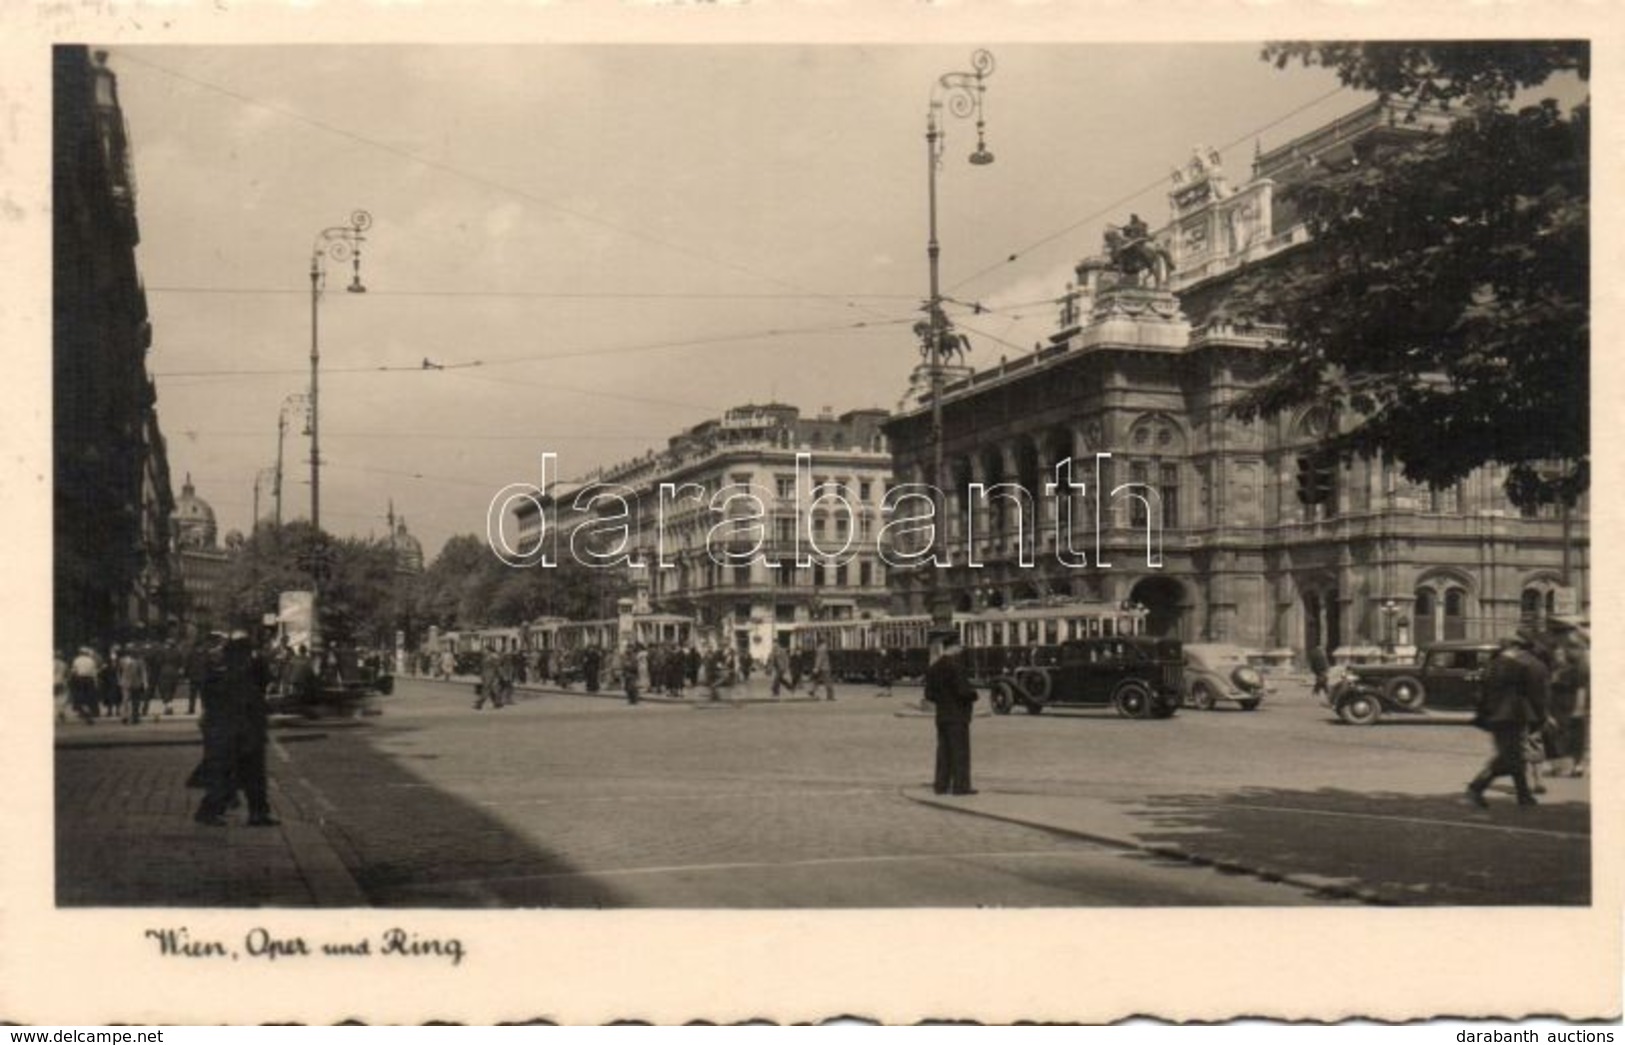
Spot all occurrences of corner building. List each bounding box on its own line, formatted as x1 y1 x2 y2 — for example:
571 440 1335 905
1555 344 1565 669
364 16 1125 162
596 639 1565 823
519 404 895 661
54 47 177 645
884 100 1588 659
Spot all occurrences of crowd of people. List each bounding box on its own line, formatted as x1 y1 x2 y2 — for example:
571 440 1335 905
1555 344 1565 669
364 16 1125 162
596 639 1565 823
55 628 283 826
57 637 199 725
450 638 853 709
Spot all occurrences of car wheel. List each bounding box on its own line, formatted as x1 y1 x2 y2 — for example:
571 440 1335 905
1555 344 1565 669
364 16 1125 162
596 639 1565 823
1383 675 1426 711
1237 699 1260 712
1016 668 1052 704
1113 681 1153 719
1337 692 1382 725
1189 681 1217 710
991 682 1014 716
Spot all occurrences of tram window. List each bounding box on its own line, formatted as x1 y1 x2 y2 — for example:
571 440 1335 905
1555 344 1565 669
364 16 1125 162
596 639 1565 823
990 623 1004 646
1103 619 1116 637
1044 620 1059 645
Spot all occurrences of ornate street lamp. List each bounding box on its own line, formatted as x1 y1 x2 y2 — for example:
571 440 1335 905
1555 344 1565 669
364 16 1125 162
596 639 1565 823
921 49 995 633
308 209 372 655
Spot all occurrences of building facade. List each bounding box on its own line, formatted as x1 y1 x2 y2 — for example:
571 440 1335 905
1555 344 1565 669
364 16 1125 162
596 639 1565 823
54 46 177 646
516 404 896 659
171 475 234 630
884 100 1587 660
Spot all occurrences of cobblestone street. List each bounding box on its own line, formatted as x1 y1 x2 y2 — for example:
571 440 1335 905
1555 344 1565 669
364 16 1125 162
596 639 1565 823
59 676 1586 908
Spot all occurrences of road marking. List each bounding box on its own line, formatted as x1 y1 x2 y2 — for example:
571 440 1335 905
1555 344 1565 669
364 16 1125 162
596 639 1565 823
389 847 1122 890
1225 803 1587 840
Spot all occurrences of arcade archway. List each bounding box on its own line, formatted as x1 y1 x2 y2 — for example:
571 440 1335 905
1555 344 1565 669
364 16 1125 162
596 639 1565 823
1129 576 1186 639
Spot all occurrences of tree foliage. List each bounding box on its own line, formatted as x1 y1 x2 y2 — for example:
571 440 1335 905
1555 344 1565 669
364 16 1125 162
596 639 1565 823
1228 41 1588 506
215 521 411 646
411 534 619 632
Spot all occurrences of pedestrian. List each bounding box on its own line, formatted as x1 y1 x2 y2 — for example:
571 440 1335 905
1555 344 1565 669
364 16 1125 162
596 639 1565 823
156 639 182 716
99 645 121 718
440 649 456 680
685 646 701 688
811 639 835 701
704 647 729 702
769 643 793 697
621 645 641 705
636 645 651 693
117 644 150 724
1562 638 1590 778
924 630 979 796
286 644 316 707
583 647 600 692
194 628 277 827
789 648 805 692
1307 644 1331 698
875 648 893 697
1468 633 1551 808
184 637 211 715
68 646 100 724
473 649 505 710
664 644 684 698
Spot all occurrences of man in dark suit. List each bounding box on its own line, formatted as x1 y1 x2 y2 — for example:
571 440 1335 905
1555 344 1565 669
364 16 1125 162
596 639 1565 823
924 630 979 796
194 628 276 827
1468 633 1551 808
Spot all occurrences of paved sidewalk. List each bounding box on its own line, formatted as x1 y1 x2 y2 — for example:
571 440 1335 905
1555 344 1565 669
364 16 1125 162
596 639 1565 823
903 774 1591 905
55 715 366 907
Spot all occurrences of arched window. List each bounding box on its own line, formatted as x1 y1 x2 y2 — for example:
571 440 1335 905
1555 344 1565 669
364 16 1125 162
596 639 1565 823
1414 589 1437 646
1443 587 1467 641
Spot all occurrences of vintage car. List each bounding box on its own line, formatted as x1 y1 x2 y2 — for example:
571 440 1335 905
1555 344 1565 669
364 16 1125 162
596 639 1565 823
1326 640 1501 725
1181 643 1267 711
989 636 1184 719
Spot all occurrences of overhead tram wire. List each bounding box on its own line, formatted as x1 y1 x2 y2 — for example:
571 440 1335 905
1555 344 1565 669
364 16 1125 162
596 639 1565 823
115 51 896 324
149 314 917 380
441 369 722 414
174 428 669 443
946 83 1352 295
145 286 921 303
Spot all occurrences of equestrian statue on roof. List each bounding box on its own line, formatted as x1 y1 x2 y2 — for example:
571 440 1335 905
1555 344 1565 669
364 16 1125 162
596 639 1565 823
1103 213 1173 290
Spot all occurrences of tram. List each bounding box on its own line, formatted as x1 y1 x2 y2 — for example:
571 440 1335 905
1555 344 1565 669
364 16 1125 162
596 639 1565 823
789 601 1149 683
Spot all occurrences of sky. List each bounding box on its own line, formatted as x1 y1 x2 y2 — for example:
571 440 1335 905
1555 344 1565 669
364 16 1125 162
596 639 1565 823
109 43 1356 560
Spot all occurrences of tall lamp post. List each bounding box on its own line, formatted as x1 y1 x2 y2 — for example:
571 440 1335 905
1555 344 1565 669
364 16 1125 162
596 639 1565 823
922 49 995 633
274 392 309 530
308 209 372 655
252 466 277 533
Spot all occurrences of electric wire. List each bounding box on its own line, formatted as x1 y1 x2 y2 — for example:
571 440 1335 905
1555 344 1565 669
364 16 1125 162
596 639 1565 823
947 83 1351 293
114 50 896 323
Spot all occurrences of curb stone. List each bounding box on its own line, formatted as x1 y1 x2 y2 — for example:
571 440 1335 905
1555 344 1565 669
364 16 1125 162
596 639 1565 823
900 787 1389 905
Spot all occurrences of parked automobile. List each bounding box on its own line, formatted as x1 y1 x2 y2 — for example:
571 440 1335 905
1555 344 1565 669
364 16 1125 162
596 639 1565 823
1326 640 1501 725
1181 643 1267 711
989 636 1183 719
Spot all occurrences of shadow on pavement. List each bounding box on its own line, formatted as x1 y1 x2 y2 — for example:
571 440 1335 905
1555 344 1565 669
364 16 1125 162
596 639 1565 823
1127 785 1590 905
280 724 631 908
